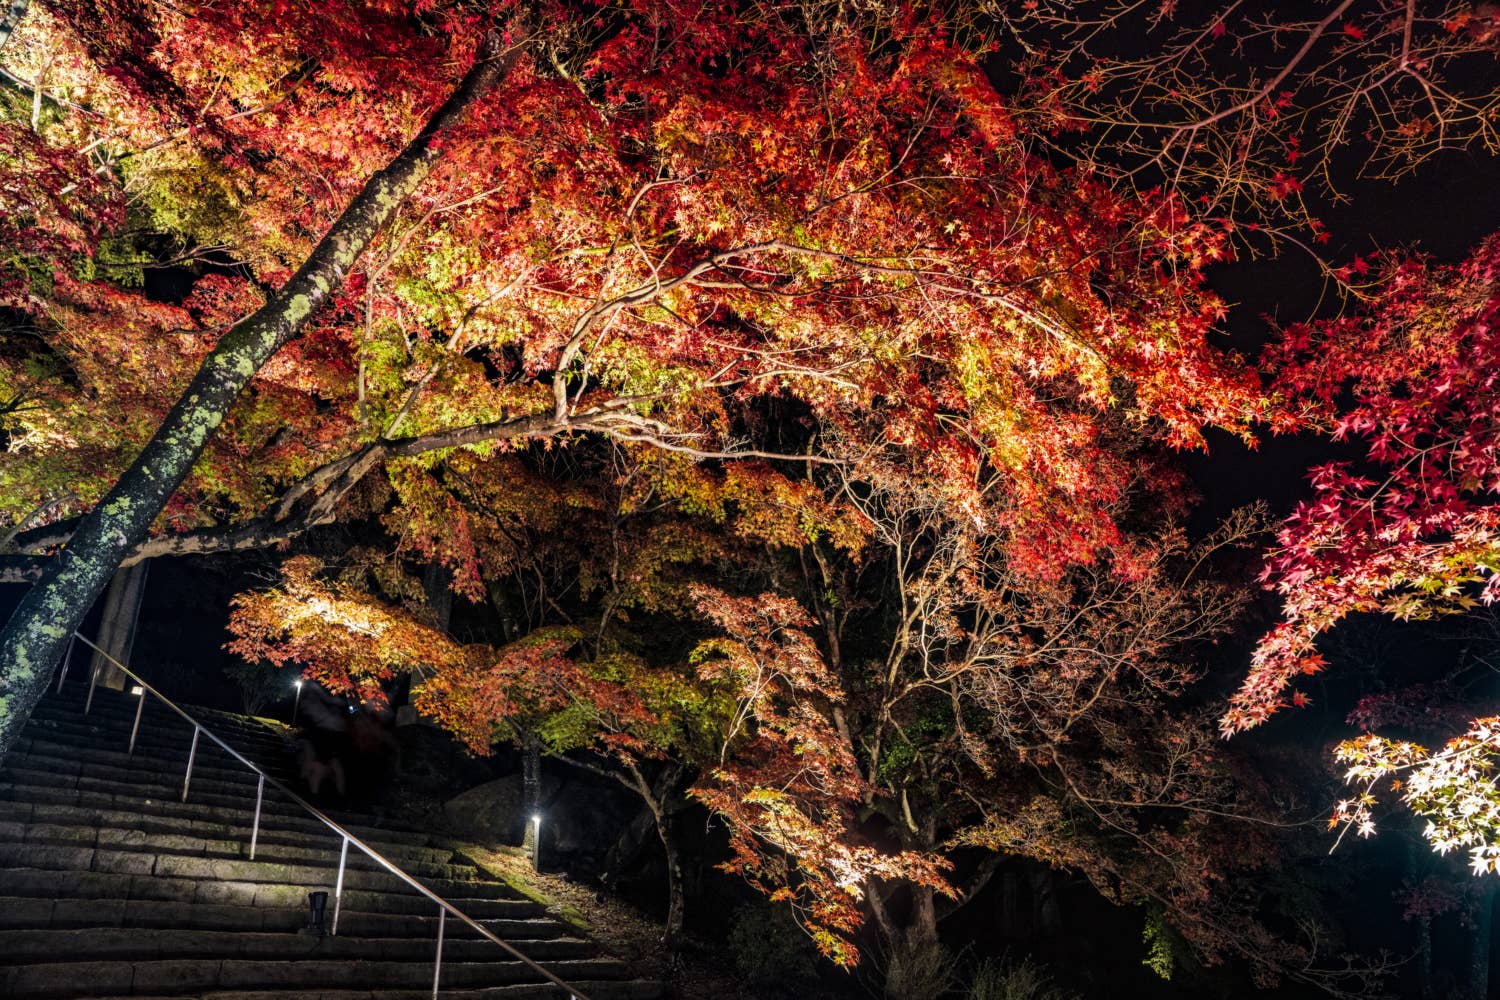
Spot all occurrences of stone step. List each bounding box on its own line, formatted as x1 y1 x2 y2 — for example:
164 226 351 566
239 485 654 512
0 786 441 857
0 772 437 849
29 699 290 756
27 690 434 840
12 734 298 791
0 762 306 824
0 817 479 882
17 720 289 785
47 679 290 727
203 984 666 1000
0 685 656 999
0 956 631 997
16 716 288 773
0 867 542 919
77 983 665 1000
12 728 293 799
0 802 457 868
0 927 601 964
4 752 310 819
0 842 517 901
0 895 569 940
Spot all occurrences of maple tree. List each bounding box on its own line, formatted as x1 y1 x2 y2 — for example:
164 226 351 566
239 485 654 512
224 460 1297 973
1228 236 1500 736
0 0 1261 756
5 0 1495 984
774 461 1344 982
1225 235 1500 930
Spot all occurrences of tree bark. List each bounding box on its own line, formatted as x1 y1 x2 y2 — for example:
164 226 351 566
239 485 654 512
1416 914 1433 1000
88 561 149 690
657 811 685 946
0 27 526 754
1471 882 1496 1000
553 753 688 946
521 729 542 857
906 883 939 954
422 563 454 634
639 778 685 946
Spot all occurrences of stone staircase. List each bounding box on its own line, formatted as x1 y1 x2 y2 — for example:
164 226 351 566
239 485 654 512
0 677 663 999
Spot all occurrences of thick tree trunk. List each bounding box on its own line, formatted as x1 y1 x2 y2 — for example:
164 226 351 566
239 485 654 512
395 563 452 724
905 883 940 953
0 28 525 754
422 563 454 634
88 561 149 690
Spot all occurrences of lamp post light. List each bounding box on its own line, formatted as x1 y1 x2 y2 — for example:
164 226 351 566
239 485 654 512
291 679 305 724
530 813 543 873
127 684 146 756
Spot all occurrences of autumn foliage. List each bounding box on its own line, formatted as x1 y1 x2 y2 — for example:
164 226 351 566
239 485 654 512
12 0 1500 985
1228 237 1500 734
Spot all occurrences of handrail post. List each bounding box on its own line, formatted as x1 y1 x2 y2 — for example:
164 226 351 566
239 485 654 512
56 634 75 694
431 905 446 999
84 658 99 715
332 836 349 936
181 725 200 802
60 628 596 1000
249 774 265 860
127 689 146 755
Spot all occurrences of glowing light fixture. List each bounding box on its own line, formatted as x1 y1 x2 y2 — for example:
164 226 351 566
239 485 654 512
129 685 144 696
291 678 306 724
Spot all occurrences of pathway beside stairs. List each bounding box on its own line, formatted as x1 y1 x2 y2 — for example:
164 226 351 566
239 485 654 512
0 675 664 999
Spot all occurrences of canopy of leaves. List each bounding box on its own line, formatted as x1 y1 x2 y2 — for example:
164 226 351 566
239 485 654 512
1227 236 1500 734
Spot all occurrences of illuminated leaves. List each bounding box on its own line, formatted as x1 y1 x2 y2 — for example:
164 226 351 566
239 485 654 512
687 586 951 965
1332 722 1500 876
0 0 1271 598
1226 238 1500 734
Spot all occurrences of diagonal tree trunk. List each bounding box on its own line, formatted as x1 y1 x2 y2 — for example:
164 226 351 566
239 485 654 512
0 26 528 754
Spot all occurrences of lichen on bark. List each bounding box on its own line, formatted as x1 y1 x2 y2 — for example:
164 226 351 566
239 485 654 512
0 27 525 754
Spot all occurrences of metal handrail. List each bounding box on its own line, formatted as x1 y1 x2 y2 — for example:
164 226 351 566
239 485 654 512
62 632 588 1000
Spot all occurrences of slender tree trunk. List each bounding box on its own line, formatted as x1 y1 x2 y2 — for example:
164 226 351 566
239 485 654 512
654 807 685 946
88 561 149 690
1417 915 1434 1000
1471 883 1496 1000
519 730 543 862
622 761 686 946
521 729 541 815
0 28 526 754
